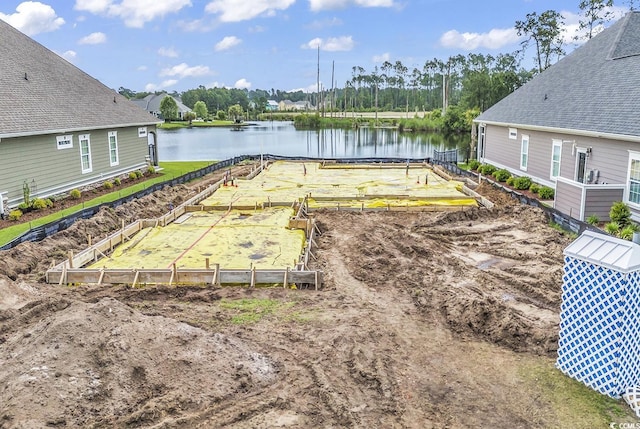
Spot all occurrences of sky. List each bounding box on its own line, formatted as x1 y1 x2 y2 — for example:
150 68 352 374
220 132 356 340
0 1 633 95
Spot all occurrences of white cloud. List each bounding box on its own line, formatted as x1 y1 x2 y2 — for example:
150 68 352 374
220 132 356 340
158 47 179 57
75 0 192 28
372 52 390 63
307 17 342 29
78 31 107 44
234 78 251 89
145 79 179 92
215 35 242 51
288 82 323 93
59 50 77 62
137 65 148 71
0 1 65 36
177 17 218 32
159 63 211 78
439 27 519 50
308 0 395 11
301 36 354 51
205 0 295 22
248 25 265 33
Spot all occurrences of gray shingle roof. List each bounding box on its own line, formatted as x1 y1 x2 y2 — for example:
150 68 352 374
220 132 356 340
475 11 640 139
0 19 160 138
131 93 191 113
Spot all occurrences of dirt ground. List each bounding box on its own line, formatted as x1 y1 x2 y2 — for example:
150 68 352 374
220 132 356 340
0 164 636 428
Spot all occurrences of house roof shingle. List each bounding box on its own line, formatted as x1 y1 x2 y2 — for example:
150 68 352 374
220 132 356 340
475 11 640 140
0 19 160 139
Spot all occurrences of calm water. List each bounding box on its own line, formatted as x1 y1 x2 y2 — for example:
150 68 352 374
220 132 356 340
157 121 471 161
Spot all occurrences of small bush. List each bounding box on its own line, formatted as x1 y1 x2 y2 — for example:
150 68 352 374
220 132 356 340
537 186 555 200
610 201 631 227
18 202 29 211
8 209 22 221
586 214 600 225
114 177 121 186
529 183 540 194
69 189 81 199
103 181 114 190
147 165 156 175
513 176 532 190
493 169 511 182
479 164 497 175
129 172 138 180
619 225 636 240
605 221 620 235
45 198 53 208
31 198 48 210
506 177 515 186
468 160 481 171
135 170 144 179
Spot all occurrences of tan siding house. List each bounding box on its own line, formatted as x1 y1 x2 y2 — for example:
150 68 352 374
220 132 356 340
474 11 640 222
0 19 161 212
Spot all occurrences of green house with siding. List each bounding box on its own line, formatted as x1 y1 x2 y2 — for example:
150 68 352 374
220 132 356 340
0 19 161 213
474 11 640 222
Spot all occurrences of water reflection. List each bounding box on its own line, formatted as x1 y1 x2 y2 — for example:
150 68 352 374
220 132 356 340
158 121 470 161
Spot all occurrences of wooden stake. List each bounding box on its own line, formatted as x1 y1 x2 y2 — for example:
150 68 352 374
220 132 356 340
214 263 220 286
283 267 289 289
97 269 105 285
132 270 140 288
250 265 256 288
205 258 210 269
88 234 92 246
67 251 74 268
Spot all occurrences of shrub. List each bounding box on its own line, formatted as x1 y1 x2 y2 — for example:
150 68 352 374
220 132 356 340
605 221 620 235
493 169 511 182
135 170 144 179
114 178 121 186
129 172 138 180
468 160 480 171
147 165 156 175
31 198 48 210
610 201 631 227
537 186 555 200
103 181 114 190
506 177 515 186
586 214 600 225
479 164 496 175
619 225 637 240
18 202 30 211
513 176 532 190
529 183 540 194
70 189 81 199
8 209 22 221
45 198 53 208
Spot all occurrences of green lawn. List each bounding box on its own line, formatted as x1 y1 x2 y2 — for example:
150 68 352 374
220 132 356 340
0 161 215 247
159 120 238 129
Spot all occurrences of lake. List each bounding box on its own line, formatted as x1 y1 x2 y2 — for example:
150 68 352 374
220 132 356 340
157 121 471 161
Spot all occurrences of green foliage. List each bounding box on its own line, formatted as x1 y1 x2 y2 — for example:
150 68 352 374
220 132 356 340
147 165 156 175
506 176 515 186
479 164 496 175
619 225 636 241
513 176 532 190
216 110 227 120
18 202 29 211
159 95 178 121
135 170 144 179
529 183 540 194
219 298 295 324
103 181 114 190
609 201 631 227
22 182 31 206
193 100 208 120
605 221 620 235
183 111 197 124
114 178 121 186
69 189 81 199
467 160 481 171
586 214 599 225
129 172 138 180
228 104 244 122
31 198 48 210
492 169 511 182
537 186 555 200
442 105 470 134
8 209 22 221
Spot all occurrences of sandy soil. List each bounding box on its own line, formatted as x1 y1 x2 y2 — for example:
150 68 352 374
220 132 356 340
0 165 635 428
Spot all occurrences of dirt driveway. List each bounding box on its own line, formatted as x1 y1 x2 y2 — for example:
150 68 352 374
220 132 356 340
0 166 636 428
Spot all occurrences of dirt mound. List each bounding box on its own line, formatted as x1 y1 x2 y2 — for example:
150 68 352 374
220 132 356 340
0 297 278 428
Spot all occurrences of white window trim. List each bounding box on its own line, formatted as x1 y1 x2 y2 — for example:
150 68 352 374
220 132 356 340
108 131 119 167
138 127 147 137
626 151 640 208
509 128 517 140
56 134 73 150
79 134 92 174
551 139 562 180
520 134 529 171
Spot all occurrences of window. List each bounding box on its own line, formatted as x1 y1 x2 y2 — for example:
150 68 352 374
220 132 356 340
56 135 73 150
551 140 562 179
138 127 147 137
628 152 640 205
576 149 587 183
509 128 517 140
520 134 529 170
478 125 486 160
79 134 92 173
108 131 119 166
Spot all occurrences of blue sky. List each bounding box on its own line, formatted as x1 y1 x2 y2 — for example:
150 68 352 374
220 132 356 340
0 1 632 94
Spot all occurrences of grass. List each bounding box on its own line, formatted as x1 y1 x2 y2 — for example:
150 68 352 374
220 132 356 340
0 161 214 247
219 298 296 324
159 120 237 129
520 362 636 427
